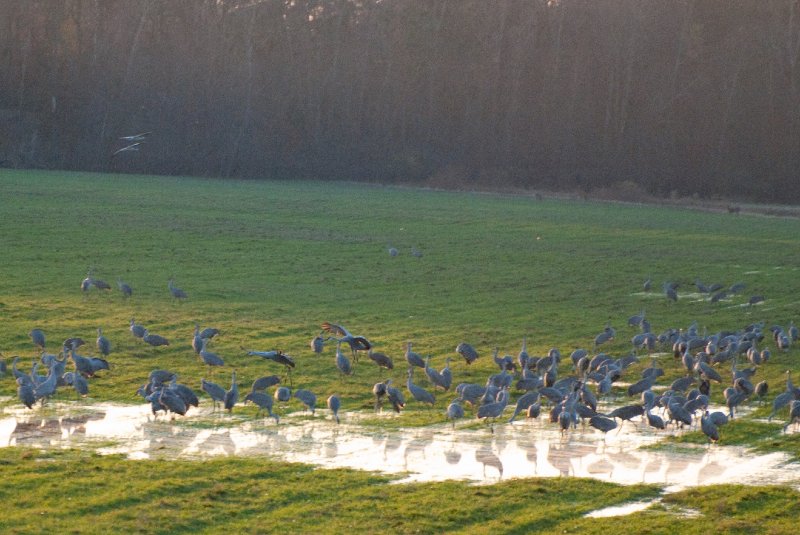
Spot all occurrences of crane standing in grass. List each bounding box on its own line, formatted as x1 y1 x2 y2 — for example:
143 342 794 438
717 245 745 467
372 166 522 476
168 278 187 300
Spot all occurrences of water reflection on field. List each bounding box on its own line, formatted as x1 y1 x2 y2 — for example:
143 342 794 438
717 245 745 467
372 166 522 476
1 402 798 490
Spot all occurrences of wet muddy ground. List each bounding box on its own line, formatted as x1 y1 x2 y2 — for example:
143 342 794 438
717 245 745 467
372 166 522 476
1 400 798 491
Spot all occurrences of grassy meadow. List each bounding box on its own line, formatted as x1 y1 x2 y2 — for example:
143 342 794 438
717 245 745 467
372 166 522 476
2 169 800 531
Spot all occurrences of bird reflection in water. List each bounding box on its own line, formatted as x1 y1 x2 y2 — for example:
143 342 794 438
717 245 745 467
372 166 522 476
475 447 503 479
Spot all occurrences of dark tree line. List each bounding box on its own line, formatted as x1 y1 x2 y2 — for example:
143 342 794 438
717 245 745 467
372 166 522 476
1 0 799 202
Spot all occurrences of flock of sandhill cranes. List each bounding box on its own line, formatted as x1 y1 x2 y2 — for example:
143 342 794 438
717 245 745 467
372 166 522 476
4 271 800 444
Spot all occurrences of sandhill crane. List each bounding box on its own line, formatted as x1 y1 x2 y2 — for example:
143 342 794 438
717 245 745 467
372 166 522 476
92 278 111 290
755 380 768 404
491 348 515 372
274 386 291 403
168 378 199 409
192 324 203 355
446 399 464 427
201 379 226 411
251 375 280 392
628 310 646 328
335 341 353 376
367 349 393 372
117 278 132 297
96 328 111 357
789 321 799 342
143 330 170 347
594 327 614 348
17 378 35 408
149 369 176 386
730 282 746 294
130 318 146 339
644 406 666 430
608 404 644 427
294 389 317 414
696 361 722 383
200 339 225 369
388 245 399 257
783 400 800 433
723 387 748 419
223 372 238 412
477 388 509 432
199 327 219 340
589 414 617 435
63 371 89 398
455 342 479 365
245 348 295 385
424 356 447 390
404 342 426 369
33 369 58 404
627 376 656 397
439 358 452 391
700 411 719 443
327 394 341 424
310 332 325 354
112 142 142 156
29 329 46 353
158 388 188 416
407 368 435 406
320 322 371 362
768 371 798 420
87 355 109 376
244 391 279 423
372 381 387 411
509 391 540 423
168 278 187 300
385 379 405 413
664 282 678 302
517 336 530 370
68 350 94 377
456 383 486 406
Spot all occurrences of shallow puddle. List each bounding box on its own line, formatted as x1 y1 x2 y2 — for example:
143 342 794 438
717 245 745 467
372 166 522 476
1 401 798 489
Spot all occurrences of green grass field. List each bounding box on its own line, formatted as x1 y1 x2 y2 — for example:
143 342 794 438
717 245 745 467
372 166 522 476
1 169 800 532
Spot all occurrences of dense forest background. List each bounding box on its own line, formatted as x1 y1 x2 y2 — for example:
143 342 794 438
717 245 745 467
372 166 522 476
1 1 799 202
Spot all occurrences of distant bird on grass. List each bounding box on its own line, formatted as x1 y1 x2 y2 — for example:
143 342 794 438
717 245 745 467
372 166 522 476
456 342 479 365
200 339 225 369
29 329 46 352
96 328 111 357
310 332 325 354
367 349 394 372
117 278 133 297
168 278 187 300
130 318 146 339
143 329 170 347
